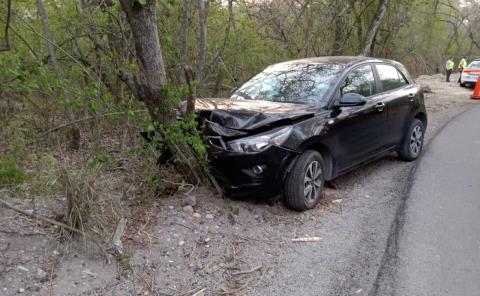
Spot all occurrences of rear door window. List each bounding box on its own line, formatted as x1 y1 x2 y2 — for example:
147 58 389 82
468 61 480 68
376 64 408 92
342 65 376 98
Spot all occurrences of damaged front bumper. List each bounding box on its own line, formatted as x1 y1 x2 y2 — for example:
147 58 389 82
207 144 299 197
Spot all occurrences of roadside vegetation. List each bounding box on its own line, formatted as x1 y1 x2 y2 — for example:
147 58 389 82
0 1 480 292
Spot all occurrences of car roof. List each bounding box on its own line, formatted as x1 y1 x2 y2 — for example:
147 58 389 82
468 60 480 68
266 56 413 83
272 56 386 67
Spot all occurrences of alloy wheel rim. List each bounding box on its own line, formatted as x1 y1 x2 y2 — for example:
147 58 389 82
409 125 423 156
304 161 322 203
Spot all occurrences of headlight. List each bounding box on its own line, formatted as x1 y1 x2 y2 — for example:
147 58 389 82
227 126 293 153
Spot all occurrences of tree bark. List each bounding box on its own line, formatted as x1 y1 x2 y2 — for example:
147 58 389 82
35 0 80 149
182 0 189 66
119 0 172 124
331 3 349 56
0 0 11 52
197 0 207 83
361 0 390 56
119 0 167 88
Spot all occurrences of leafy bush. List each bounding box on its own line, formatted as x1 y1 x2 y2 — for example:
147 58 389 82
0 156 27 188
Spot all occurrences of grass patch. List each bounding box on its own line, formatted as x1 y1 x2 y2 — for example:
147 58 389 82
0 156 27 188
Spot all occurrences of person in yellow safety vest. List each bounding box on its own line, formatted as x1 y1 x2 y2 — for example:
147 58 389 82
457 56 468 83
446 57 454 82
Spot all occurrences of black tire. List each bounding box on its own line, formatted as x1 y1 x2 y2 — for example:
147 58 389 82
398 119 425 161
460 82 466 87
283 150 324 211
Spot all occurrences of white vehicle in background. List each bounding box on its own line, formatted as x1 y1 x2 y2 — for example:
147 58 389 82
460 59 480 87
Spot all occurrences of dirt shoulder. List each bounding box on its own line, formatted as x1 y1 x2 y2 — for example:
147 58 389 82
0 73 476 296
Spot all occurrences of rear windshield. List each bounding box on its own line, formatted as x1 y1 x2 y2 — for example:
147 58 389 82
468 61 480 69
231 63 344 106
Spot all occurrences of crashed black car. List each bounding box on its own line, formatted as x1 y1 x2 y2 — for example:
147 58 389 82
196 56 427 211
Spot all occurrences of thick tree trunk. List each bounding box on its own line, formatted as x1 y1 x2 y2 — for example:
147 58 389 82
119 0 167 88
361 0 390 56
36 0 80 149
197 0 207 83
119 0 172 124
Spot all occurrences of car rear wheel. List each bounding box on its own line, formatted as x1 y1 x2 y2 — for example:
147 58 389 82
283 150 324 211
398 119 424 161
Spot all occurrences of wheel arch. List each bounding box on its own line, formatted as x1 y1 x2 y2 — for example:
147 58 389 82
297 140 335 180
414 111 428 127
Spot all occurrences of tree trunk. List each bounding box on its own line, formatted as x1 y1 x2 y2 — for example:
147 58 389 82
361 0 390 56
181 0 189 83
0 0 11 52
119 0 172 124
35 0 80 149
180 0 190 84
197 0 207 83
331 3 349 56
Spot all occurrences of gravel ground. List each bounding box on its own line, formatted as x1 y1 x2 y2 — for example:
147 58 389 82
0 73 476 296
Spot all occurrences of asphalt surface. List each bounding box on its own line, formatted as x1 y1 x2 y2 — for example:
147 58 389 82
374 104 480 295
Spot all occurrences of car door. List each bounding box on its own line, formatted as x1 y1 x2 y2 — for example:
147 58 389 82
373 64 418 147
332 64 388 172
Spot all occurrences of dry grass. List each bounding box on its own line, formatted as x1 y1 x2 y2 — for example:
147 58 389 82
59 165 123 240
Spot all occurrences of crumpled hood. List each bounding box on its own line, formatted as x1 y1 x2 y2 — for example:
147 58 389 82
195 98 319 133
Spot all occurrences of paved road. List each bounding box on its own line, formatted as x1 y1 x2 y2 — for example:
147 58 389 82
374 105 480 295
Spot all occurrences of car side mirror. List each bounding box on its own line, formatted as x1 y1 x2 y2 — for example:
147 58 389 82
338 93 367 107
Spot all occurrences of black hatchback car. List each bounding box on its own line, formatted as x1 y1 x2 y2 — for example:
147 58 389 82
196 56 427 211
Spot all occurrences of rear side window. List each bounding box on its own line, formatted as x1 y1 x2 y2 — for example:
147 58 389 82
342 65 375 97
468 61 480 68
376 64 408 92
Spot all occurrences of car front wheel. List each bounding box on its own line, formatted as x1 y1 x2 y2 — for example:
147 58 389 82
398 119 425 161
283 150 324 211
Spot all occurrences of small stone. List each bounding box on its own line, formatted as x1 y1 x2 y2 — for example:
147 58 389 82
168 206 174 210
18 288 25 293
131 233 143 244
183 205 194 214
205 214 214 220
182 195 197 207
178 240 185 246
17 266 29 272
204 237 210 243
193 213 201 219
35 268 48 282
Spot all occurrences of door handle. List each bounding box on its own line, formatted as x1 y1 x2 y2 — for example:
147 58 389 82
408 93 415 101
376 102 385 112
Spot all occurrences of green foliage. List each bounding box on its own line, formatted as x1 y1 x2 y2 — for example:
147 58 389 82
165 115 206 158
0 156 27 188
0 138 27 188
135 0 147 7
88 151 117 171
